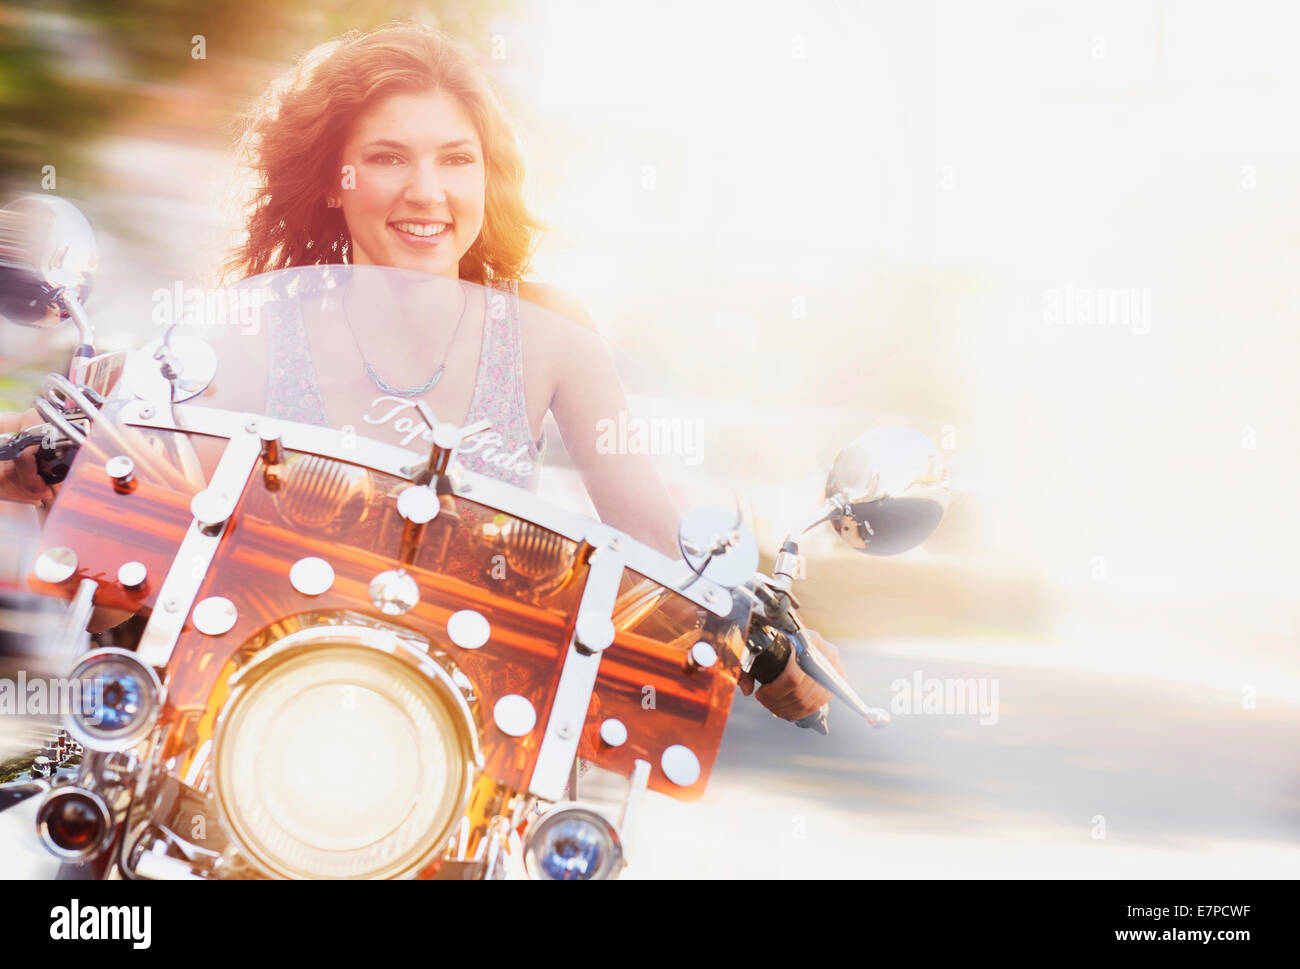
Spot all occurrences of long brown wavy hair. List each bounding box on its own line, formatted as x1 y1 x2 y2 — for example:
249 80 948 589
223 22 546 285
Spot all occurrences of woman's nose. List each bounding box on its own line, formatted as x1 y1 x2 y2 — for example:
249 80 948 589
404 160 446 207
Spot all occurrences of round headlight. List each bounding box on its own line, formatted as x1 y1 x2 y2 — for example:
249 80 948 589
65 648 162 751
212 626 479 879
524 806 624 880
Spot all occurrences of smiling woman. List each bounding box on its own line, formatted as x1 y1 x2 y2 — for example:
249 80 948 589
212 22 685 557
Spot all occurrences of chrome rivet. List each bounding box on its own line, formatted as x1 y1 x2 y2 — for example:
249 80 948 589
368 569 419 615
661 745 701 787
575 613 616 653
446 609 490 650
555 721 573 740
608 537 622 551
290 557 334 596
599 718 628 748
493 694 536 737
138 405 155 420
105 456 135 493
689 641 718 670
117 561 147 591
259 425 283 465
244 420 259 434
432 423 461 450
192 596 237 636
190 489 229 531
704 588 720 604
397 486 440 524
163 598 180 613
34 548 78 584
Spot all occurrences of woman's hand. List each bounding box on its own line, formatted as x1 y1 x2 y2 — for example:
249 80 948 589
738 630 848 722
0 409 53 506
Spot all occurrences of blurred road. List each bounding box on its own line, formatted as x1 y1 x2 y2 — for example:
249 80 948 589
615 641 1300 879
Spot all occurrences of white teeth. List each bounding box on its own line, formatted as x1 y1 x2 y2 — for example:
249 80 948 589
392 222 448 237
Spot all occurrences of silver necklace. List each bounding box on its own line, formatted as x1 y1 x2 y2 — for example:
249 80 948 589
341 281 469 398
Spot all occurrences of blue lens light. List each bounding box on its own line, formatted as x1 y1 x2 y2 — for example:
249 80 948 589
82 664 144 733
67 649 160 751
540 818 606 880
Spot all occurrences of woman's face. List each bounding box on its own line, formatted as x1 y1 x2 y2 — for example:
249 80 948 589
336 89 486 278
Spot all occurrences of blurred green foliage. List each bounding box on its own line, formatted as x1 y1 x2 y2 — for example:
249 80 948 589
0 0 510 196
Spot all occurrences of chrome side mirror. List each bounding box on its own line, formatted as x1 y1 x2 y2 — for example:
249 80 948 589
0 195 99 329
825 426 949 555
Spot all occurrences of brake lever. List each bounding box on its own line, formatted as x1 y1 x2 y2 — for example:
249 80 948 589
787 629 890 728
0 427 49 461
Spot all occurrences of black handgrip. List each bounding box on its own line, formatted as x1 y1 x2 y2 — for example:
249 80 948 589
748 625 791 685
35 444 74 485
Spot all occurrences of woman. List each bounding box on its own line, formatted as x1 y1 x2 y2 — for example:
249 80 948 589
1 22 841 723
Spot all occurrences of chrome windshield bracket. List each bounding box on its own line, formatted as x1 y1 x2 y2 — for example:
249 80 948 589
136 424 262 668
528 541 625 801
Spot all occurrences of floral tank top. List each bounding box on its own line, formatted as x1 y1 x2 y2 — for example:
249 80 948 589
262 276 546 492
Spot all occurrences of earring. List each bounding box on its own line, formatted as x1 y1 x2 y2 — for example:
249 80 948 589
326 196 340 208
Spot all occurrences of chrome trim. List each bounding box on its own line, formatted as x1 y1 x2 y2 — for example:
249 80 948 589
36 787 113 861
522 804 625 881
65 646 164 752
529 543 625 801
34 547 77 584
688 641 718 670
0 780 48 815
118 401 417 479
397 485 439 524
59 578 97 663
105 455 135 492
118 403 731 618
33 396 87 447
134 849 204 881
492 694 537 737
599 718 628 748
660 745 701 787
446 609 490 650
135 425 261 668
192 596 238 636
618 758 652 850
369 569 419 615
259 425 283 465
289 557 335 597
117 561 147 591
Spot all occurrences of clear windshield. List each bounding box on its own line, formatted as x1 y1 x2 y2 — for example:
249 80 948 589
32 264 750 807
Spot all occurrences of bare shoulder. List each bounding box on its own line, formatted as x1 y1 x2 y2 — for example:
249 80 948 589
516 280 597 331
514 280 608 390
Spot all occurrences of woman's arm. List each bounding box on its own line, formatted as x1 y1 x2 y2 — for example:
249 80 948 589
547 323 682 558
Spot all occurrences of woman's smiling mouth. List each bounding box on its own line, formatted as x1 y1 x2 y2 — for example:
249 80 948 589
390 220 450 246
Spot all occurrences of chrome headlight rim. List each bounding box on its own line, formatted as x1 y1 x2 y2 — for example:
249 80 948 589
523 803 626 881
63 646 163 753
212 623 482 880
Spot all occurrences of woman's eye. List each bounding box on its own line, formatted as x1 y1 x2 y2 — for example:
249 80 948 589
447 154 475 165
369 153 404 165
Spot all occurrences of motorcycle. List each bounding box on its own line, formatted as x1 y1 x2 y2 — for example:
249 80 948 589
0 194 949 880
